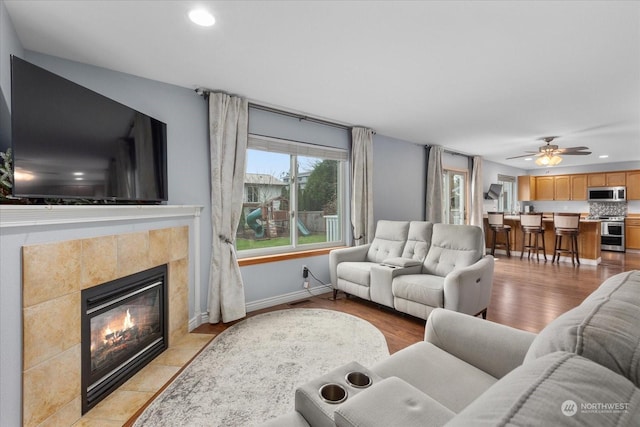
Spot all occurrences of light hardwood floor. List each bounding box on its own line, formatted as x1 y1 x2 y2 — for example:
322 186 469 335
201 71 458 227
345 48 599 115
194 250 640 354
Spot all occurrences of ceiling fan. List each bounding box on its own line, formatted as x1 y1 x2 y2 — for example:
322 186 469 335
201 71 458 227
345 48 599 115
506 136 592 166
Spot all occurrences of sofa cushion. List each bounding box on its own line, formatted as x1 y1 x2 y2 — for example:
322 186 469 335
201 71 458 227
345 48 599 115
400 221 433 262
334 377 455 427
366 220 410 263
447 351 640 427
372 341 497 413
524 270 640 387
336 262 376 287
422 224 483 277
392 274 444 308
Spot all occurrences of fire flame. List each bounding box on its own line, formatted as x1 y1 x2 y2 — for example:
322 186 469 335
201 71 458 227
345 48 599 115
99 309 136 345
123 309 134 330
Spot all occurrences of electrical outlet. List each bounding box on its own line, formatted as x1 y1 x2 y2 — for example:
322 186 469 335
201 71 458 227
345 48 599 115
302 265 309 278
303 281 310 289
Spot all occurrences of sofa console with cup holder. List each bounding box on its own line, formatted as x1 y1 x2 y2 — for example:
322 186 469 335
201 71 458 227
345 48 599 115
260 270 640 426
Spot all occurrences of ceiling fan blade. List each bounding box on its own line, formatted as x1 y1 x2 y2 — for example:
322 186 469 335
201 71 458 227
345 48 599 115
506 153 542 160
563 151 592 156
556 146 590 152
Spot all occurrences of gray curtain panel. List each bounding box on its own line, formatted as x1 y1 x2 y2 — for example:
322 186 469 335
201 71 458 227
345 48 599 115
470 155 484 227
351 127 375 245
207 92 248 324
426 145 444 223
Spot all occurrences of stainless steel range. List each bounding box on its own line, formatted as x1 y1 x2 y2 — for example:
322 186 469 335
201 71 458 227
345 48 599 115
599 216 625 252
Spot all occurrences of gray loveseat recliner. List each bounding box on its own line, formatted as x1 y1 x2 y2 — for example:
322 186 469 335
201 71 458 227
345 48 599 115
262 270 640 426
330 220 495 319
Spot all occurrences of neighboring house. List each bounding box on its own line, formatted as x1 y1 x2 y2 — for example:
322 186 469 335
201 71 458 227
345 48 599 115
244 173 287 204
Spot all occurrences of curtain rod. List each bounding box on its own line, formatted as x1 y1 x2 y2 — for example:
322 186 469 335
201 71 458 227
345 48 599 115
194 88 374 133
425 145 472 158
248 103 355 132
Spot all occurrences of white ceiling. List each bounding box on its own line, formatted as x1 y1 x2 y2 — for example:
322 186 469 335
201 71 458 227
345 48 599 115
5 0 640 169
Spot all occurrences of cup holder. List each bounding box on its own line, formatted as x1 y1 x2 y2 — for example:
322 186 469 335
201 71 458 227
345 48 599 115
345 371 372 388
319 383 348 404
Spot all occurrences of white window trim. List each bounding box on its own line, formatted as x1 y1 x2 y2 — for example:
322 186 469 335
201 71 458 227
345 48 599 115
238 135 348 258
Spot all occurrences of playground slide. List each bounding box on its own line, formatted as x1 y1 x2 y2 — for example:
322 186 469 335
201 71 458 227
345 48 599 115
246 207 310 237
297 218 311 236
246 208 264 238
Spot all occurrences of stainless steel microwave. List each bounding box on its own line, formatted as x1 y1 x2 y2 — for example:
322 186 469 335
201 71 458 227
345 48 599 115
587 186 626 202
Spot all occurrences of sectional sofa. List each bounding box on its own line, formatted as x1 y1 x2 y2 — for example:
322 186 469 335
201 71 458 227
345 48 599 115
262 270 640 426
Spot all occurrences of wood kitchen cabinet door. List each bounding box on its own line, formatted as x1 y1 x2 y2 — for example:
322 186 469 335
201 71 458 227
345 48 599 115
588 173 606 187
554 176 571 200
606 172 626 186
535 176 555 200
517 176 536 201
626 170 640 200
570 174 587 200
626 219 640 250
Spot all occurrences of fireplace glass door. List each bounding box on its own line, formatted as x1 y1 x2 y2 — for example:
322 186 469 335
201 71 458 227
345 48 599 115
81 265 168 413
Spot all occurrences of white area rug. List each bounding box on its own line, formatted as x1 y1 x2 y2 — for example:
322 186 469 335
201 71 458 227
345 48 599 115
133 308 389 427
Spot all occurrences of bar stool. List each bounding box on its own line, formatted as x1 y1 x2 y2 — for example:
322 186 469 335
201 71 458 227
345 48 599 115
487 212 511 257
552 213 581 265
520 212 547 261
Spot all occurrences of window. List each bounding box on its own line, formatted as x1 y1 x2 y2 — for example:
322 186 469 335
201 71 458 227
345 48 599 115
238 135 347 256
442 169 468 224
247 185 259 203
497 174 516 213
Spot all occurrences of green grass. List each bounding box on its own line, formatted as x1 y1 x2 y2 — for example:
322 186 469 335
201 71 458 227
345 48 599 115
236 234 327 251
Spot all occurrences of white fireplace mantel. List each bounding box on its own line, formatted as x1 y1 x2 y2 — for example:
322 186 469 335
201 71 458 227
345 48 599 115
1 204 205 333
0 204 203 228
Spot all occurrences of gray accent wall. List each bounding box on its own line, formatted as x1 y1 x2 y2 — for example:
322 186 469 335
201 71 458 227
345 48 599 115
373 134 425 222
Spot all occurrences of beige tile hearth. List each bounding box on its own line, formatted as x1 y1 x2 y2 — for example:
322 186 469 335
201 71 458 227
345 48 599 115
76 332 215 426
81 390 156 424
119 364 181 393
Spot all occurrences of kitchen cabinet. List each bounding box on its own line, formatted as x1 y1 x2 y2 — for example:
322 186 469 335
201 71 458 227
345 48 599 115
626 170 640 200
525 169 636 201
606 172 626 186
535 176 555 200
588 173 605 187
570 174 587 200
554 175 571 200
517 176 536 201
626 218 640 250
588 172 626 187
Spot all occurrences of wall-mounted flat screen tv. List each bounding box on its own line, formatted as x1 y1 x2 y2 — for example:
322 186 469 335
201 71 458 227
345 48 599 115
10 56 168 203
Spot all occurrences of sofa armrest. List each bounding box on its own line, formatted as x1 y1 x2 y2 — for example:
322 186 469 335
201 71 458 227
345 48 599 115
425 308 536 379
443 255 494 316
329 244 371 287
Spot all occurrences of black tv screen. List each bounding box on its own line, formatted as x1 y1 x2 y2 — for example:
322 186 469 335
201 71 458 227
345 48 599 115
10 56 168 203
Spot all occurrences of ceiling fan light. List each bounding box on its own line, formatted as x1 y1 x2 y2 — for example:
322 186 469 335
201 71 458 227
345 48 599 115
535 155 550 166
535 154 563 166
549 155 563 166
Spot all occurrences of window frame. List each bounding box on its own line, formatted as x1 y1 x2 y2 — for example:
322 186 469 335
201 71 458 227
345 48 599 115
238 135 348 258
442 167 469 225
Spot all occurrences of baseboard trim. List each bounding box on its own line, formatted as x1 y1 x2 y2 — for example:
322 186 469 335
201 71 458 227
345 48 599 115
245 285 333 312
189 285 333 329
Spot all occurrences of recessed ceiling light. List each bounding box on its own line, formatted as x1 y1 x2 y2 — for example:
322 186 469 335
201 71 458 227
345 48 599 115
73 172 84 176
599 155 609 159
189 9 215 27
524 157 533 161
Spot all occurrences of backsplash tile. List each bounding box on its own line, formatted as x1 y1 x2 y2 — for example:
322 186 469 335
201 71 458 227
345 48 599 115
589 202 627 217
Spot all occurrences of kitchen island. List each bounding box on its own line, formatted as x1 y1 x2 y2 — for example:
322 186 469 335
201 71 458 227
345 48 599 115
483 214 601 265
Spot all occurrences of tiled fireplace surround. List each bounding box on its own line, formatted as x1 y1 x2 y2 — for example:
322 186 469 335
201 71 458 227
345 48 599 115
20 221 197 426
